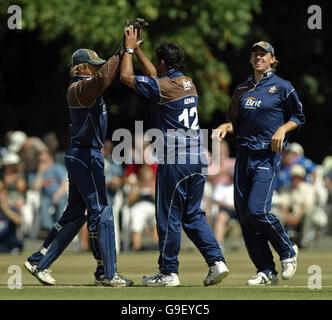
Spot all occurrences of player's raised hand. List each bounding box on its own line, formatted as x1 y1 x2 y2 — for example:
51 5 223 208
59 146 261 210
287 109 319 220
124 25 143 51
134 17 148 43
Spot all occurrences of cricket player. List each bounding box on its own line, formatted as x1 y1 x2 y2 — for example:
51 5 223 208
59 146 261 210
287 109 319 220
24 48 133 287
120 25 229 286
212 41 305 285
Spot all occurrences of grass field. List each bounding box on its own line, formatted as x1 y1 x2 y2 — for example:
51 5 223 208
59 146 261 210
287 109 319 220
0 247 331 300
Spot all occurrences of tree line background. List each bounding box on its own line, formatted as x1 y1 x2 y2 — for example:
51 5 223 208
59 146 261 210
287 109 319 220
0 0 331 163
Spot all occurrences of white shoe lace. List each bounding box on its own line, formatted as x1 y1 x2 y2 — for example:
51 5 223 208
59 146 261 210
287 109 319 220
207 268 213 278
113 273 124 281
152 273 164 282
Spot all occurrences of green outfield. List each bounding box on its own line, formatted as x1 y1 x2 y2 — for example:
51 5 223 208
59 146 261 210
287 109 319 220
0 248 331 300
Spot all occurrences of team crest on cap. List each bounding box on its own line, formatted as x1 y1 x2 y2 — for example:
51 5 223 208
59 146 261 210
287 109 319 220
268 85 278 94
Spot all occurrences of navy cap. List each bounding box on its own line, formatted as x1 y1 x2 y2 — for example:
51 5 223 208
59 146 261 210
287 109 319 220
71 49 106 66
252 41 275 55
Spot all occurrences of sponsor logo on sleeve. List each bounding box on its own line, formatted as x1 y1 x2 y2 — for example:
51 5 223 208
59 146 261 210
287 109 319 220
137 76 148 83
180 78 192 91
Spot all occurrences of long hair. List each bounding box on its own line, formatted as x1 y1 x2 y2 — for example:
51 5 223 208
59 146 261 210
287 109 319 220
70 62 88 77
271 55 279 72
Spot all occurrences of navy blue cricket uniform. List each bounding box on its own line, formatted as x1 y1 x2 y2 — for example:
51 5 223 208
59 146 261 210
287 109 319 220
28 55 121 278
227 70 305 275
135 70 225 274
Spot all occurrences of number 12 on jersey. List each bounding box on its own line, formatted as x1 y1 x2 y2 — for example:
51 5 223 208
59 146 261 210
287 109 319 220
178 107 199 130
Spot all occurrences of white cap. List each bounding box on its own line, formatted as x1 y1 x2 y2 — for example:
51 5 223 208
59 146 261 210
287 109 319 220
1 152 21 166
8 131 27 153
288 142 304 156
290 164 306 178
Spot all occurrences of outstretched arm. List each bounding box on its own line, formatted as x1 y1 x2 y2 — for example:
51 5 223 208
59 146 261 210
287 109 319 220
211 122 234 142
135 47 157 78
120 25 142 89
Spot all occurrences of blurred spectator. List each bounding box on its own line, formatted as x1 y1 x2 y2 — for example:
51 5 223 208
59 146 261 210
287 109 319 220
207 141 237 245
278 164 325 248
6 131 48 238
322 156 332 177
276 142 317 191
211 167 237 245
124 140 158 183
0 131 13 161
8 131 48 176
324 168 332 235
1 152 26 213
208 141 235 188
128 165 158 251
42 131 65 166
0 182 24 254
201 178 213 226
28 151 68 232
324 168 332 199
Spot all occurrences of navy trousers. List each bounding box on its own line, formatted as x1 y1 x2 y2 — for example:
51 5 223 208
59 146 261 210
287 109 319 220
234 147 296 275
156 162 224 274
61 146 108 233
29 146 115 274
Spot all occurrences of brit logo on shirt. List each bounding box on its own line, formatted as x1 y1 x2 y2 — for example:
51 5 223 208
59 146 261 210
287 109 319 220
244 97 262 108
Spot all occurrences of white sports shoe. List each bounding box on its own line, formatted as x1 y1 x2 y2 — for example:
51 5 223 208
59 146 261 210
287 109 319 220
142 272 180 287
24 260 56 286
281 245 298 280
247 271 279 286
203 261 229 286
95 272 134 287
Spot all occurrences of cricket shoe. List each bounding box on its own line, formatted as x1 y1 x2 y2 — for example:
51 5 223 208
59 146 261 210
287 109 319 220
247 271 278 286
203 261 229 286
95 273 134 287
24 260 56 286
142 272 180 287
281 244 298 280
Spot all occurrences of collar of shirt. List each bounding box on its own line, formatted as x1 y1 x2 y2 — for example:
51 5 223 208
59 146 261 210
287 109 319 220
161 69 183 79
247 69 275 86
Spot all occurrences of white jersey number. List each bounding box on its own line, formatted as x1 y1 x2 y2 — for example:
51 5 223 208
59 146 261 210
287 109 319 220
178 107 199 130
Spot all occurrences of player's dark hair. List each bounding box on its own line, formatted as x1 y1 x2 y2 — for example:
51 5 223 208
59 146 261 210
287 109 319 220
155 41 185 72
